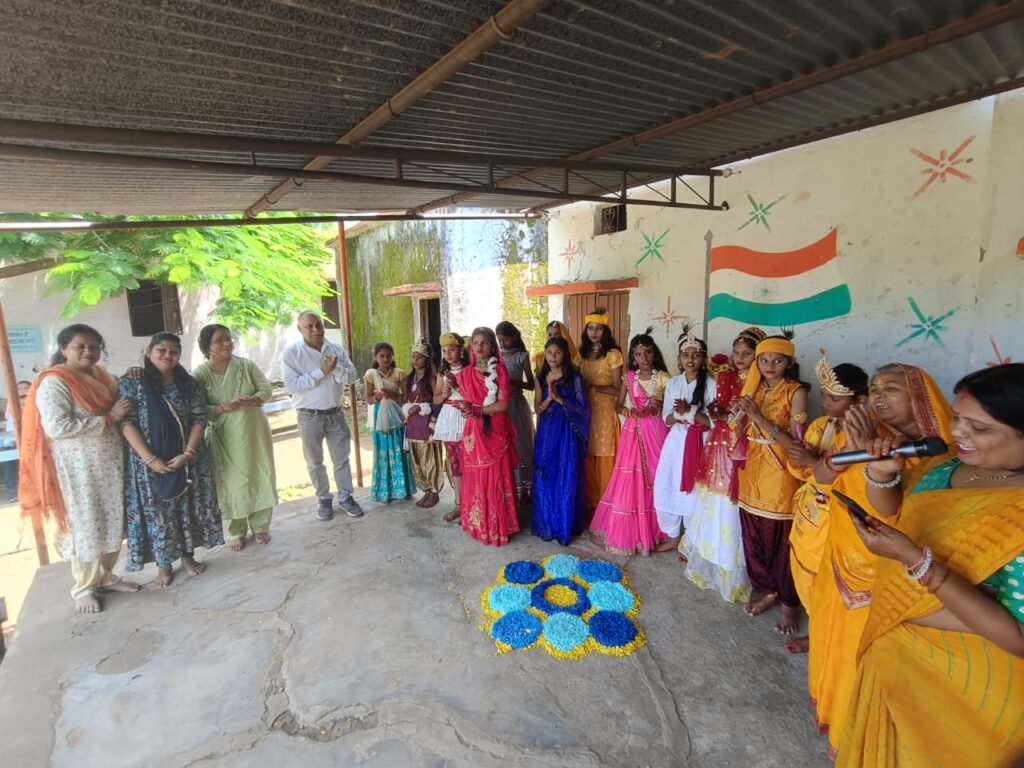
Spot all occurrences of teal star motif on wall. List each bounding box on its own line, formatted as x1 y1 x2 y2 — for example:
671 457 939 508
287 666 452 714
738 193 786 232
636 229 670 267
895 297 958 349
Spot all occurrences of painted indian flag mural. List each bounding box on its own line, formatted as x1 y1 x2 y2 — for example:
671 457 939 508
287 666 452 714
707 228 851 326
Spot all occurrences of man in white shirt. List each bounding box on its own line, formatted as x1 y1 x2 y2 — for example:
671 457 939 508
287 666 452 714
282 311 363 520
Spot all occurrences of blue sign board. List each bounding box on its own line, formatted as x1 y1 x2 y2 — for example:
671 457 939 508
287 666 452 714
7 325 43 354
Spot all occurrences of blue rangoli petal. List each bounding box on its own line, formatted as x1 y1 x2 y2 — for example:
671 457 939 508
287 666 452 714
589 611 638 648
587 581 636 613
491 610 543 649
487 584 531 614
503 560 544 585
542 613 590 652
578 559 623 583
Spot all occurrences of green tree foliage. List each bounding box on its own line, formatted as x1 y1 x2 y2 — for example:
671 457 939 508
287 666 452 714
0 213 334 331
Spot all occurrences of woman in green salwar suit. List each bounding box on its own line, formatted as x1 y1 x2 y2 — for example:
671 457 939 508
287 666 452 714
193 324 278 550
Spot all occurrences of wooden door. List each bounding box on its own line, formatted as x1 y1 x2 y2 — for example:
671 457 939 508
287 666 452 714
565 292 631 351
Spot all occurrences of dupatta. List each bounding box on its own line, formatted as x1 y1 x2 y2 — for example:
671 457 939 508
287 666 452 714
19 365 117 531
140 378 190 502
859 459 1024 656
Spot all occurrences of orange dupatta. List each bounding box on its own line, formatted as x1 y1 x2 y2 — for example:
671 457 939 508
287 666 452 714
18 365 118 532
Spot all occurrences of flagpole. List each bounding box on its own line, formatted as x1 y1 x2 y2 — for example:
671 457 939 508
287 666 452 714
702 229 713 335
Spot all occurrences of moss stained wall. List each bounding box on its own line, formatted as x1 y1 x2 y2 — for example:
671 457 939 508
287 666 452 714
345 221 444 372
344 216 547 372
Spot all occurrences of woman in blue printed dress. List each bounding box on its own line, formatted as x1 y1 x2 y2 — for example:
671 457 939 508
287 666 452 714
119 332 223 587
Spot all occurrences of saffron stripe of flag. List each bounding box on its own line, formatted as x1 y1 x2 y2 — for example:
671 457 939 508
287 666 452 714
710 229 838 278
708 285 852 326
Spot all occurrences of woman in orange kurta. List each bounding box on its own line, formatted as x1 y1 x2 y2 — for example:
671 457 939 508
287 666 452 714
783 355 869 654
836 363 1024 767
578 310 623 513
808 363 953 758
736 336 809 634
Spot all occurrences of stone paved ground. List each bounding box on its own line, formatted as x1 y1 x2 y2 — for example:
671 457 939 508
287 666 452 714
0 490 827 767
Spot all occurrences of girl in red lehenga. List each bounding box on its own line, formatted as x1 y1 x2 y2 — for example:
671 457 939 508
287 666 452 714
456 327 520 546
678 327 765 603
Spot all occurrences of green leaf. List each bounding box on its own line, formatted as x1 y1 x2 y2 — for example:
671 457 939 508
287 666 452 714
79 282 103 305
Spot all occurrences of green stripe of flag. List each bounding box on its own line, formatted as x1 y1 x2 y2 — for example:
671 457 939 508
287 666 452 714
708 284 852 326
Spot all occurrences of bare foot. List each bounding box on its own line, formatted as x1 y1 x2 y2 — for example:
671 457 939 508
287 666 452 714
254 532 271 544
422 492 440 509
744 592 779 617
229 537 246 551
74 594 102 613
415 494 427 508
154 567 174 589
785 635 810 654
775 604 802 635
181 557 206 577
443 507 460 523
655 536 681 553
100 580 141 593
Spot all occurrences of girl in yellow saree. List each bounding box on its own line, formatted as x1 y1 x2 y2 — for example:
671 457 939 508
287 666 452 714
836 363 1024 767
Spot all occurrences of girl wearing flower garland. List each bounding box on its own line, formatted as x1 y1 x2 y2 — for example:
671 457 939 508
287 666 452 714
363 342 415 503
590 328 671 555
495 321 535 498
403 339 444 509
735 334 808 634
653 326 715 553
456 327 520 546
578 309 624 512
532 336 590 546
679 327 763 603
433 332 468 523
780 353 867 655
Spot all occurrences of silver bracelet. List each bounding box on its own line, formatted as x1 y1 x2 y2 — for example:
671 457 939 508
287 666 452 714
907 546 933 581
863 465 901 489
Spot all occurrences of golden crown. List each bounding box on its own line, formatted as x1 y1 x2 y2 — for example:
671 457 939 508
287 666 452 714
815 348 854 397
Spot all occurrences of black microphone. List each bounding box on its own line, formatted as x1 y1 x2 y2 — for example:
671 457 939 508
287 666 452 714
829 436 948 466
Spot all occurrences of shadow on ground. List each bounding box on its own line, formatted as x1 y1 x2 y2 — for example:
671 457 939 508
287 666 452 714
0 491 826 767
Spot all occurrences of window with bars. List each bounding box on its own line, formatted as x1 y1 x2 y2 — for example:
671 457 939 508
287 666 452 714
596 204 627 235
126 281 183 337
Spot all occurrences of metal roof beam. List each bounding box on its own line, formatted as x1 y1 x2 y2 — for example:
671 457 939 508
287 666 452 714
410 0 1024 214
243 0 553 217
0 119 689 175
0 143 725 211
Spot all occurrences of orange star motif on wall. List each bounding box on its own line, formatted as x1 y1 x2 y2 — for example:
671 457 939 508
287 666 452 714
910 135 976 198
987 336 1012 367
653 297 684 334
560 240 581 269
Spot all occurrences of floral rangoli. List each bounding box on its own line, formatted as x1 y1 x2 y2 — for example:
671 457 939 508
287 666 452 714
480 554 645 659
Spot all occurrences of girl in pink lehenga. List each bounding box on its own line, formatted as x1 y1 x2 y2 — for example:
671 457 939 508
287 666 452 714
455 327 520 546
589 329 670 555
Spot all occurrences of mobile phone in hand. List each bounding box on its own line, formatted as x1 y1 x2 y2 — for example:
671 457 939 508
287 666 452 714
832 490 873 526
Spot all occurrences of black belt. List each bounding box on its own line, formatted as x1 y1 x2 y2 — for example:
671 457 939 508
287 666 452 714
297 406 342 415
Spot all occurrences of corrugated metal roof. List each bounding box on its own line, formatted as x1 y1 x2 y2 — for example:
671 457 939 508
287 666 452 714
0 0 1021 215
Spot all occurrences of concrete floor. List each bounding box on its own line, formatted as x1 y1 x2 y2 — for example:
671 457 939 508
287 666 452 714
0 491 828 767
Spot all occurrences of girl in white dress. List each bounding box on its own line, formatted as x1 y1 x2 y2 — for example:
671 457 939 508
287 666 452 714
433 332 469 522
653 328 715 552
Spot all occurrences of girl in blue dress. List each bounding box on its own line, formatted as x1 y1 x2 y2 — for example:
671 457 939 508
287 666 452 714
531 336 590 545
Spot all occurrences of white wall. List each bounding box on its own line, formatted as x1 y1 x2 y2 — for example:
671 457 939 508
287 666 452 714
547 90 1024 399
0 274 293 397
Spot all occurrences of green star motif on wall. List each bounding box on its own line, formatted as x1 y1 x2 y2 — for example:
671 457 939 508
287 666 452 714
895 297 958 350
636 228 670 267
738 193 786 232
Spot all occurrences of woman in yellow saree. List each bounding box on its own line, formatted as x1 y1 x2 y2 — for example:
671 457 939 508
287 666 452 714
836 363 1024 767
808 364 954 756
